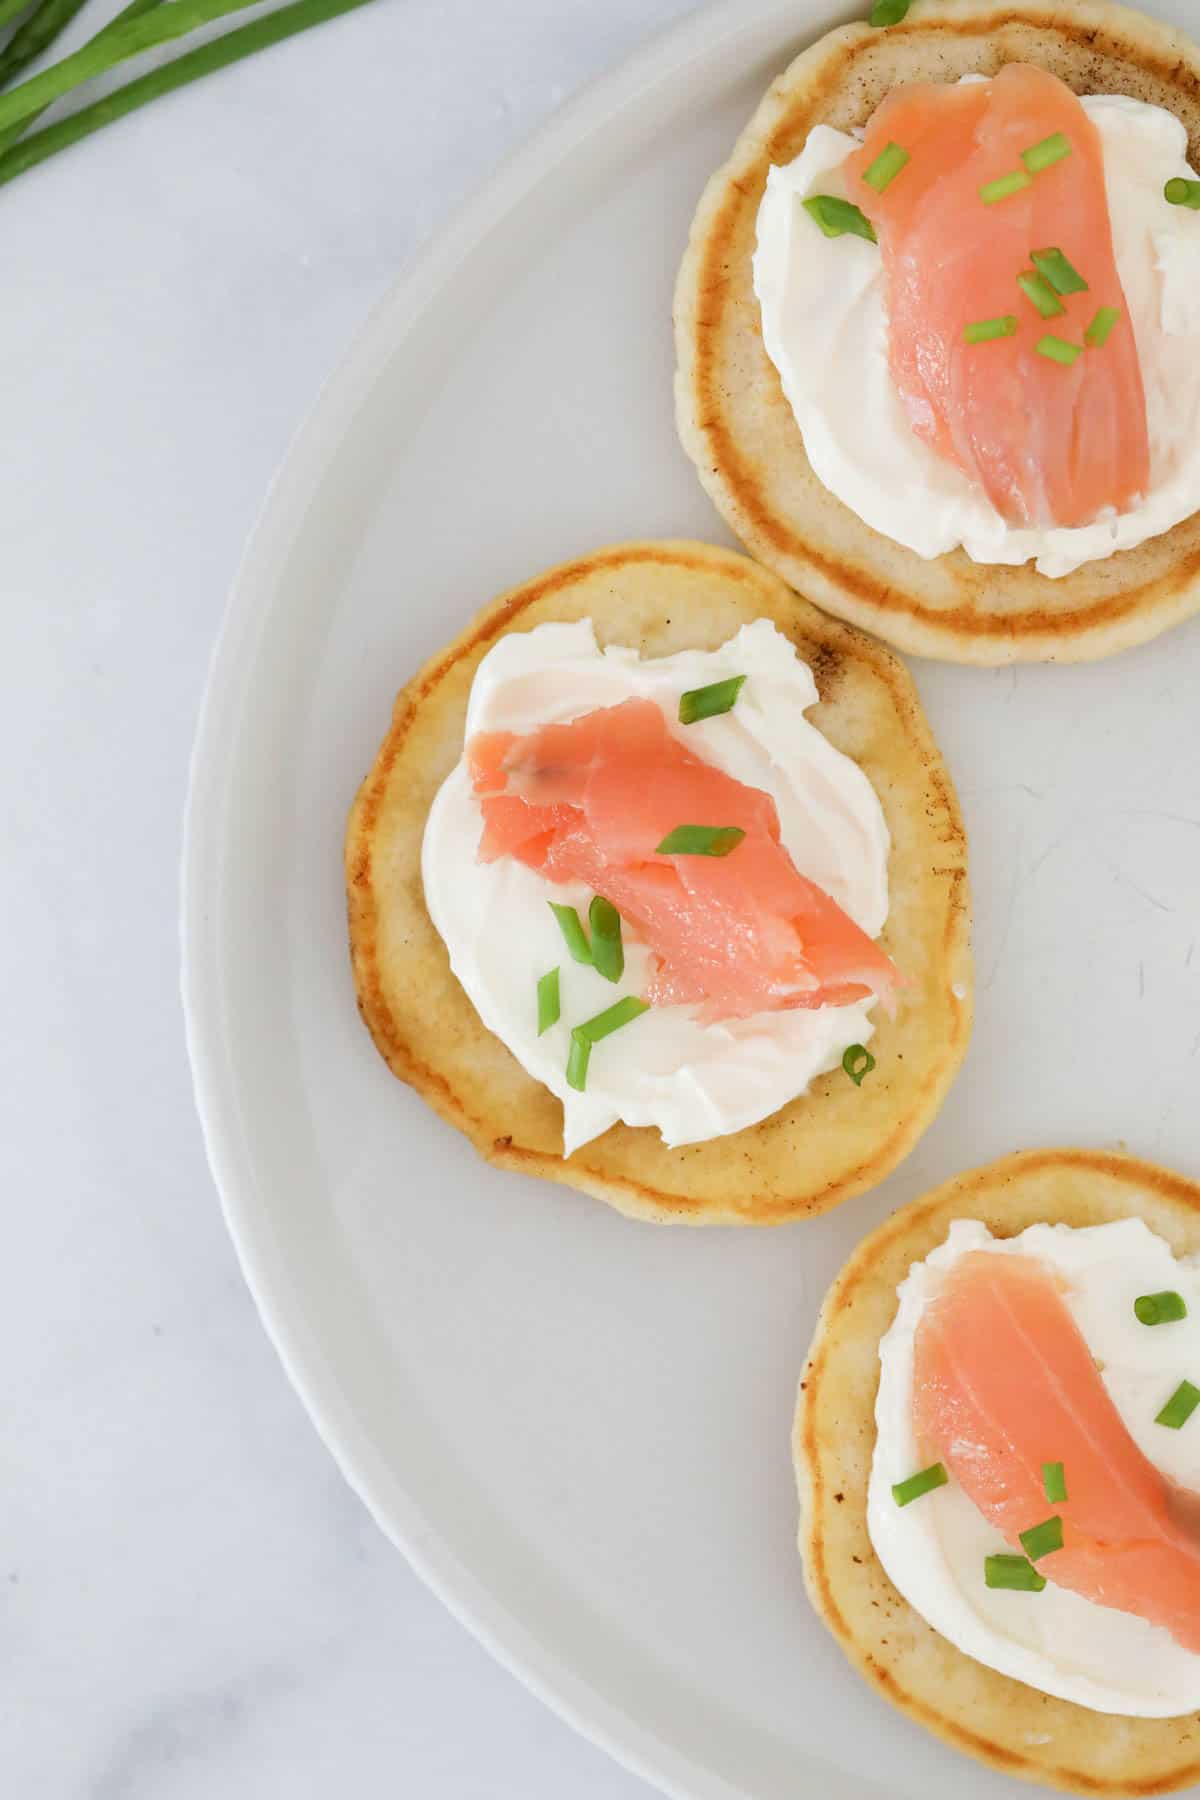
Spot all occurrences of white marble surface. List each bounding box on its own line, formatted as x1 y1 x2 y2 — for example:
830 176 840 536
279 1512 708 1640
0 3 702 1792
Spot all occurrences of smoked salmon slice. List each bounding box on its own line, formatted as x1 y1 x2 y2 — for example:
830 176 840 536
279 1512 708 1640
467 697 899 1019
845 64 1149 530
913 1251 1200 1652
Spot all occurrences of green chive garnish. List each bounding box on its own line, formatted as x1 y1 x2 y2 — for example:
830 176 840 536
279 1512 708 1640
566 1030 591 1092
655 824 745 857
1042 1461 1067 1504
803 194 877 243
1017 270 1065 319
985 1554 1046 1593
549 901 592 965
1165 177 1200 210
980 169 1032 205
864 140 910 194
1031 247 1089 295
1019 1516 1064 1562
566 995 651 1089
1036 334 1083 366
1156 1379 1200 1429
1085 305 1121 348
1021 131 1072 174
843 1044 876 1086
576 995 651 1044
679 674 746 725
588 896 624 984
1136 1290 1189 1326
537 968 560 1035
868 0 910 22
963 315 1019 345
892 1462 948 1507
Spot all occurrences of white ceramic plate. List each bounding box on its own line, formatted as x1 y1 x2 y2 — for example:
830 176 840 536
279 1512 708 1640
182 3 1200 1795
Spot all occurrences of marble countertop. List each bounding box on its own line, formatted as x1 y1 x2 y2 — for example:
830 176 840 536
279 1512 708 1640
2 3 699 1791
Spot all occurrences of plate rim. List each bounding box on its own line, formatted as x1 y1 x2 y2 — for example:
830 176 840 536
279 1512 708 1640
181 5 846 1798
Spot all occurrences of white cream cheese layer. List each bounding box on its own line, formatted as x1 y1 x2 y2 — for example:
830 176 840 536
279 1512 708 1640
870 1219 1200 1716
754 94 1200 578
421 619 890 1155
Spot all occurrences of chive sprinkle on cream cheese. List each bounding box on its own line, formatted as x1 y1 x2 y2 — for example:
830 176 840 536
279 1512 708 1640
549 900 592 965
565 996 651 1093
1156 1380 1200 1429
802 194 877 242
1135 1290 1188 1325
587 896 624 984
985 1554 1046 1593
1019 1516 1064 1562
892 1463 948 1507
536 968 560 1035
678 674 746 724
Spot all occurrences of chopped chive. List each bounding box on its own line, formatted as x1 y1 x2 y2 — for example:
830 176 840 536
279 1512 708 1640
1021 131 1072 174
576 995 650 1044
963 314 1018 345
1036 334 1083 366
679 674 746 725
1042 1461 1067 1504
1017 270 1065 319
803 194 877 243
1135 1290 1188 1326
566 1029 591 1092
985 1553 1046 1593
864 140 910 194
1156 1379 1200 1429
980 169 1032 205
892 1462 948 1506
1031 247 1089 295
548 901 592 965
843 1044 876 1086
1085 305 1121 348
1165 177 1200 210
536 968 560 1035
588 896 624 984
868 0 909 22
655 824 746 857
567 996 651 1087
1019 1516 1064 1562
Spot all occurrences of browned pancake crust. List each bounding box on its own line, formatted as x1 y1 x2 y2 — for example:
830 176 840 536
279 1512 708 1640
796 1147 1200 1793
674 0 1200 663
345 540 972 1224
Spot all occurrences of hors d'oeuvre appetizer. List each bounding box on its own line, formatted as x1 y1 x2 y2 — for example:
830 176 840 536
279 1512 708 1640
675 0 1200 662
345 541 971 1224
797 1148 1200 1793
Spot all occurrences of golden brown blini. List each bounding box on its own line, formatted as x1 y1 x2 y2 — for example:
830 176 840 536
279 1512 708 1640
345 540 971 1223
674 0 1200 664
795 1147 1200 1794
